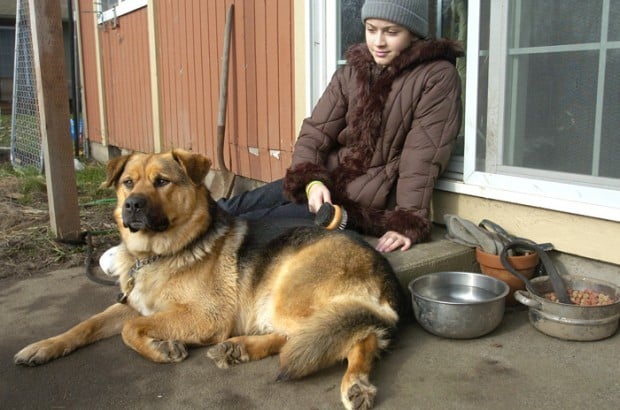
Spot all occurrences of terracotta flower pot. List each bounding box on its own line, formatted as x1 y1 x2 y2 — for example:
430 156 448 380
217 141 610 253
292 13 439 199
475 247 539 305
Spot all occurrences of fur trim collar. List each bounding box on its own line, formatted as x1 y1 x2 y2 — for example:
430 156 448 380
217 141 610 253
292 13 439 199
345 39 464 75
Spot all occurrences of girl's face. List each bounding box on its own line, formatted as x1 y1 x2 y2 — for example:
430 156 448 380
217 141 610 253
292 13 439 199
365 19 416 66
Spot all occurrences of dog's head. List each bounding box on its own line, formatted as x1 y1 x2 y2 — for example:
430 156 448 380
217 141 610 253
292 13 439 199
103 149 212 255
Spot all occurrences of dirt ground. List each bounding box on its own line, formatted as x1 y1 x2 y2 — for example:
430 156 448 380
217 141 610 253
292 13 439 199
0 170 120 281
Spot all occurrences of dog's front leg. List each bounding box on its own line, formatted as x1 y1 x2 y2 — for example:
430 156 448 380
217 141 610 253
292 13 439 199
14 303 139 366
121 309 226 363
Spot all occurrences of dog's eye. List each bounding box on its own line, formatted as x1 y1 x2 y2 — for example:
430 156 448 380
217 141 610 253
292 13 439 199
123 179 134 189
154 177 169 188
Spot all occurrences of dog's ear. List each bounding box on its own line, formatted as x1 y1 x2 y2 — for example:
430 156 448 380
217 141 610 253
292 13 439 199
172 149 212 185
101 154 132 188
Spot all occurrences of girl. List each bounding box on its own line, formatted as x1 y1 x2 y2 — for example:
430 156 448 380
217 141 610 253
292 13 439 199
222 0 465 252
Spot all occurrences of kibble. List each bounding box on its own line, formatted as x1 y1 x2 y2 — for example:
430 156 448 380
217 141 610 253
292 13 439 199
544 288 614 306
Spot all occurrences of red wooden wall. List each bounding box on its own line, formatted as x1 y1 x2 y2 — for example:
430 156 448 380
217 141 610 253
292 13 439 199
78 0 296 182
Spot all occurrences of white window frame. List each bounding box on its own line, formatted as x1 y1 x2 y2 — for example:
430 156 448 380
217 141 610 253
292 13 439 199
307 0 339 112
97 0 147 25
436 0 620 222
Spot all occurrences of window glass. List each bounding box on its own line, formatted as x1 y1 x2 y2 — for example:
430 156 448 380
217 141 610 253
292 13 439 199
611 1 620 40
475 0 490 168
483 0 620 184
339 0 365 62
601 49 620 178
503 50 599 175
512 0 602 48
439 1 468 160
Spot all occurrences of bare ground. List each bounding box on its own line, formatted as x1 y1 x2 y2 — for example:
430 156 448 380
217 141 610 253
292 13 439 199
0 170 120 280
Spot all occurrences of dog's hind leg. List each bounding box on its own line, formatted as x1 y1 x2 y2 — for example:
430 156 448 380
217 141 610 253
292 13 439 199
14 303 139 366
207 333 287 369
340 333 379 410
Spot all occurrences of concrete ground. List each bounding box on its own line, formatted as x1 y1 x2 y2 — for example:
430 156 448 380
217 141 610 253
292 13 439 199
2 266 619 410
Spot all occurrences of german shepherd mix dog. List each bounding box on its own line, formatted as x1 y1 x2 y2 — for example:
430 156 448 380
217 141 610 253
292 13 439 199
14 150 406 410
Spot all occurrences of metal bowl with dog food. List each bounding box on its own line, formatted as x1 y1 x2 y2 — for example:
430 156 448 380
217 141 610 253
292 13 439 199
514 275 620 341
408 271 510 339
500 241 620 341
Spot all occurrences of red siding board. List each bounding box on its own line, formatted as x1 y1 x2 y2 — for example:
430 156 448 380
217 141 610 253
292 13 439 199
79 0 296 181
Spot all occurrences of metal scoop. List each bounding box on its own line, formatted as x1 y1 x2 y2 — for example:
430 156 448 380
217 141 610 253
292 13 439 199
500 241 572 304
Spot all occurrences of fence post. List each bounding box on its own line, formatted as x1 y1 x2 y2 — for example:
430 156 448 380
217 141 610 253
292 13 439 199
28 0 81 242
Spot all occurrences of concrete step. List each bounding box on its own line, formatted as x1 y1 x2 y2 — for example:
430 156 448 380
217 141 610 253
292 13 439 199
365 226 478 290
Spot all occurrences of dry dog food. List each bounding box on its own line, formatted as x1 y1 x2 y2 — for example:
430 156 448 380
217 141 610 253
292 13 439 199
544 289 614 306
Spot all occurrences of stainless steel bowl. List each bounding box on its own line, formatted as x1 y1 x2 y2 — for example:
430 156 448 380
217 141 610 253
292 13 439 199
408 271 510 339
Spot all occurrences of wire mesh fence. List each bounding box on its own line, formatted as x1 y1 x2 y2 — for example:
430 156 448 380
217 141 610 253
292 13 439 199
11 0 43 171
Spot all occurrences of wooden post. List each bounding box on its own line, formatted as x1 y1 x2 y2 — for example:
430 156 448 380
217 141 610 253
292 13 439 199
28 0 81 242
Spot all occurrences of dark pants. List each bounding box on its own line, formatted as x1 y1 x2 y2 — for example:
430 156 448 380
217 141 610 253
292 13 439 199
217 179 313 222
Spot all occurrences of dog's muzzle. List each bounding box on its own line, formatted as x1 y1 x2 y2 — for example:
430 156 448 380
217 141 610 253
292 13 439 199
122 194 169 233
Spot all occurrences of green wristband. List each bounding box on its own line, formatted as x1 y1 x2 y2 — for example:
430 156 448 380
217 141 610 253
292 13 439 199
305 180 324 197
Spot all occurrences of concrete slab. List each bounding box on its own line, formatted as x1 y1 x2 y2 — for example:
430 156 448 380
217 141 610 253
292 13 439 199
366 227 478 290
2 267 619 409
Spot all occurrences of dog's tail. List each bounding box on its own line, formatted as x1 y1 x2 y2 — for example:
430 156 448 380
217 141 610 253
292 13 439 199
276 301 398 381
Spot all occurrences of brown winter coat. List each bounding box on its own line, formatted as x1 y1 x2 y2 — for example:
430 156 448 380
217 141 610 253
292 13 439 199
283 39 464 243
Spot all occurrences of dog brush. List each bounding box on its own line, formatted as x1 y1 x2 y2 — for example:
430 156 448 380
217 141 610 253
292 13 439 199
314 203 348 230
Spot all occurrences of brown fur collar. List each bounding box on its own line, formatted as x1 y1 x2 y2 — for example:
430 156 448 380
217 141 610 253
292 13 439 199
345 39 464 75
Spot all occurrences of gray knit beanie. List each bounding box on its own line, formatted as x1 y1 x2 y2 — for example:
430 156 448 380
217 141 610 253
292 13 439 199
361 0 428 38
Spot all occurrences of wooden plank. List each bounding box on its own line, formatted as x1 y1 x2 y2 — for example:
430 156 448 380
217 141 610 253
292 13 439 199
169 0 180 149
179 0 190 149
28 0 81 241
278 0 294 153
243 1 259 153
208 1 221 162
158 1 172 150
185 0 197 151
254 0 267 153
265 0 280 147
189 0 205 155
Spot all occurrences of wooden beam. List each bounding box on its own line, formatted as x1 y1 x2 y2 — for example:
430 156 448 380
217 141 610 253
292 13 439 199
28 0 81 242
147 0 163 153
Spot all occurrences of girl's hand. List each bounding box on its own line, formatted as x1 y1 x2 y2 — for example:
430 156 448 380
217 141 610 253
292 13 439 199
307 183 332 213
376 231 412 253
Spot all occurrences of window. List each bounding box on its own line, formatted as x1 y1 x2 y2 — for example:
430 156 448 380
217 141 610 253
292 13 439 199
97 0 147 24
448 0 620 221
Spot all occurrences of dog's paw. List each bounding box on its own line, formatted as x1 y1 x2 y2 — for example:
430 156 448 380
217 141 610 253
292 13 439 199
151 339 188 362
343 379 377 410
207 341 249 369
14 340 67 367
